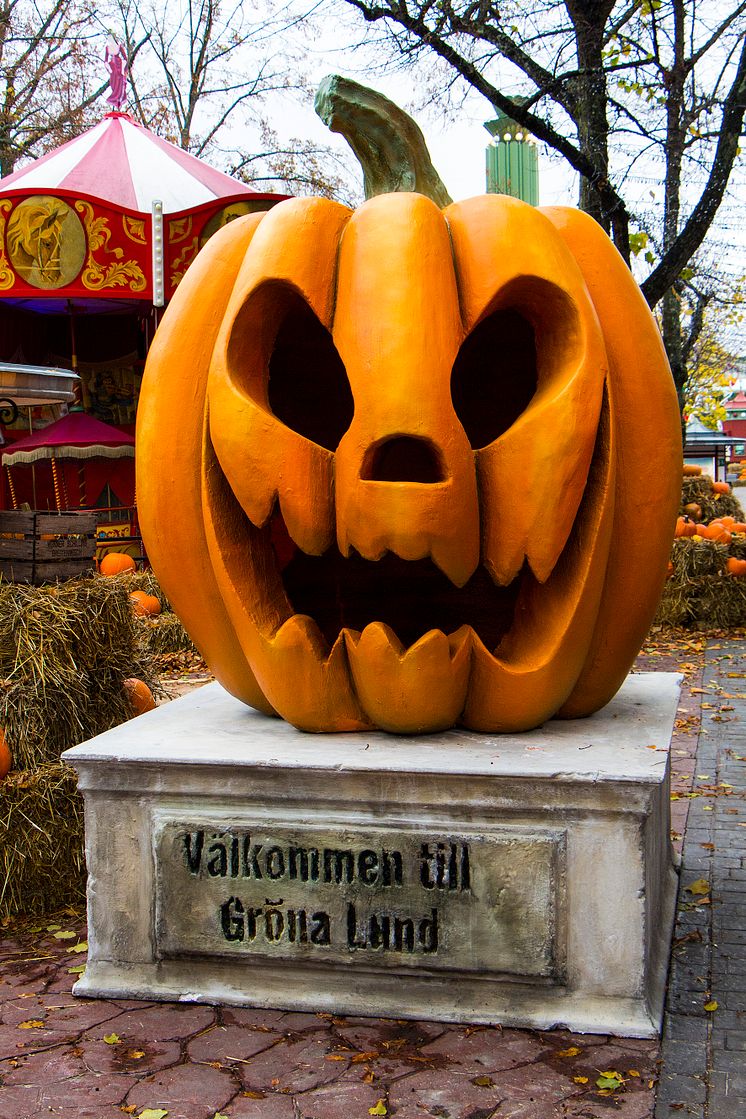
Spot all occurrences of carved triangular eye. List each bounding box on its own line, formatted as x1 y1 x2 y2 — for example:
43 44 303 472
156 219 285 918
268 293 353 451
451 309 538 450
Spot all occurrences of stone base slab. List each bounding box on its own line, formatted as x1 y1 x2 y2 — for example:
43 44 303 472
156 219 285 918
63 672 681 1037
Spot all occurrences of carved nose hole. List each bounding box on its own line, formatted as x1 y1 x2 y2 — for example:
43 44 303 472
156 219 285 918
362 436 445 483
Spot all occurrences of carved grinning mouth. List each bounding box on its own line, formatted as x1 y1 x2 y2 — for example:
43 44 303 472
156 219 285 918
270 505 525 652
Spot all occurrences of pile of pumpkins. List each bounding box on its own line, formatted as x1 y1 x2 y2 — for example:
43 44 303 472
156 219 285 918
675 469 746 578
99 551 162 617
98 551 158 717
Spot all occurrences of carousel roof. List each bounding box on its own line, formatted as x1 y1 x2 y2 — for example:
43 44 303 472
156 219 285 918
0 112 255 215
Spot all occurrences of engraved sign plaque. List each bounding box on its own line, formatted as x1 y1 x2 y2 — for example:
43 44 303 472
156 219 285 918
154 818 566 981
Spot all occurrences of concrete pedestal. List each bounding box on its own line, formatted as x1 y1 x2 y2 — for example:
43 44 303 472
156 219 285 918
63 673 680 1037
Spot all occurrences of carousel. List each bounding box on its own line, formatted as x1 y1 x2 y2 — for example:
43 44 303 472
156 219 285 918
0 48 284 519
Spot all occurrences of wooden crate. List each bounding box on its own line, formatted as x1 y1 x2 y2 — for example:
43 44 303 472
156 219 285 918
0 510 97 583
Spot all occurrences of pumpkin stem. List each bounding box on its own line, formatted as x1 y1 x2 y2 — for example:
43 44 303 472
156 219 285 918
314 74 453 206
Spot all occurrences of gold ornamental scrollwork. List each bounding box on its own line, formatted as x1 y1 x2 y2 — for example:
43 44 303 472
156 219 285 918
170 237 199 288
169 216 193 244
0 200 16 290
75 201 147 292
123 215 147 244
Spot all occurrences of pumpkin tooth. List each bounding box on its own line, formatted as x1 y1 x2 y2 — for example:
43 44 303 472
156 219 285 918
261 615 370 731
344 622 472 733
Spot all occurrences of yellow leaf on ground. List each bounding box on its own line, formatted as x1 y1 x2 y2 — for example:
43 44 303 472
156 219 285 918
573 1076 589 1085
685 878 710 895
472 1075 495 1087
68 965 86 975
70 941 88 953
138 1110 169 1119
18 1020 44 1029
369 1102 387 1116
596 1071 624 1090
704 1000 718 1012
103 1033 121 1044
53 930 77 940
557 1046 582 1058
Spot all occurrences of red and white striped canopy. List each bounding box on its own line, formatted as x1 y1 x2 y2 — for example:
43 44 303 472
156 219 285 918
0 112 254 215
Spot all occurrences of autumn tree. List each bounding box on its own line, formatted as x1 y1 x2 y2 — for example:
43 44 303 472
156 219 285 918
0 0 106 177
106 0 358 198
682 276 744 429
336 0 746 412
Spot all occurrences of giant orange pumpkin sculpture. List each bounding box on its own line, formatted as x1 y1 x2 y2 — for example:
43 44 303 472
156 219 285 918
137 78 681 735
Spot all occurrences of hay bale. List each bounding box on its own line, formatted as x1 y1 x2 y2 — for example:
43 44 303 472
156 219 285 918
0 577 161 770
141 612 197 655
681 476 744 522
0 764 84 920
655 538 746 628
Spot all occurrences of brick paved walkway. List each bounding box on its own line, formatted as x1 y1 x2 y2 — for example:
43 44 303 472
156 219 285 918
1 635 743 1119
655 637 746 1118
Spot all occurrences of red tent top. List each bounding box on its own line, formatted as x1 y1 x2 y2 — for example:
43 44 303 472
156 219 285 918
1 410 134 465
0 112 260 215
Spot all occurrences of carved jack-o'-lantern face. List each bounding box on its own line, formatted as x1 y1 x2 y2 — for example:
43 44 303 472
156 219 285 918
137 192 681 734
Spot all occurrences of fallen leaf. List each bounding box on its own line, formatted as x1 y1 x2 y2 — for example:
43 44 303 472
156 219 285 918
325 1054 347 1061
45 924 61 932
241 1091 266 1099
685 878 710 896
596 1071 624 1090
18 1020 44 1029
127 1049 146 1059
53 930 77 940
104 1033 121 1044
700 843 715 850
628 1070 640 1077
573 1076 589 1085
557 1046 582 1058
120 1108 137 1115
363 1068 375 1084
369 1102 388 1116
70 941 88 953
472 1075 495 1087
68 965 86 975
351 1050 380 1062
704 1000 718 1012
213 1113 229 1119
138 1111 169 1119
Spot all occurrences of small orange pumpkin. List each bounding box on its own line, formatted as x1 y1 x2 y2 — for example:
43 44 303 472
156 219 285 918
683 502 702 520
683 464 702 476
726 557 746 577
100 552 136 576
0 729 11 779
129 590 162 617
675 516 697 538
712 481 731 495
124 678 157 716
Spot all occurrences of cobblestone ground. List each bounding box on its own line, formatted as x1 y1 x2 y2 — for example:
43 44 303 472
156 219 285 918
655 637 746 1119
0 633 742 1119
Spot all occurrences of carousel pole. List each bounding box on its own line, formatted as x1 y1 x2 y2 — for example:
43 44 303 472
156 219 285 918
5 466 17 510
78 465 87 507
59 460 69 509
50 456 63 512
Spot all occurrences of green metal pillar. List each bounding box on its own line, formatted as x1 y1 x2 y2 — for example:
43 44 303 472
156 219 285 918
484 115 539 205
